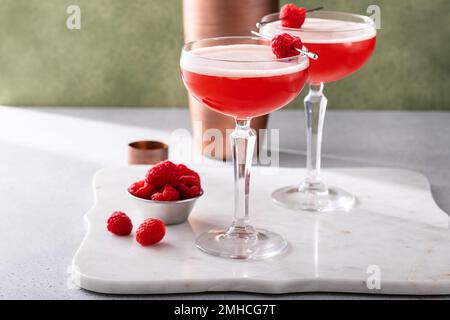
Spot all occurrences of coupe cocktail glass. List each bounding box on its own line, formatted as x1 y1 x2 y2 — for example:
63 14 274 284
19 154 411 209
180 37 309 259
260 11 377 212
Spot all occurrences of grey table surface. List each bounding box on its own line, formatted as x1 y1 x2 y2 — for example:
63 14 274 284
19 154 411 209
0 106 449 300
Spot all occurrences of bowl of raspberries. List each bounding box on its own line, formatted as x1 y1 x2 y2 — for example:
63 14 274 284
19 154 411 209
127 161 203 225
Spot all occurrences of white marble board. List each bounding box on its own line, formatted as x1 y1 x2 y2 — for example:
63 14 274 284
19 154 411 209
72 166 450 295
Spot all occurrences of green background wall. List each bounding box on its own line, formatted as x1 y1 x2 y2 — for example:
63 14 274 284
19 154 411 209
0 0 449 109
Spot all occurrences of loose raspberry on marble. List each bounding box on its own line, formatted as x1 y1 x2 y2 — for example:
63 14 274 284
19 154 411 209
135 218 166 246
107 211 133 236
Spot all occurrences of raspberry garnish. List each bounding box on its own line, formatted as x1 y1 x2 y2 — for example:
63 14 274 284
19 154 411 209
177 175 202 199
136 218 166 246
280 3 306 28
107 211 133 236
145 160 180 189
128 180 152 199
271 33 303 59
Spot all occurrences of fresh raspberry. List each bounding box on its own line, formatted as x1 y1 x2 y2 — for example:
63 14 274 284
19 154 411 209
107 211 133 236
178 175 200 186
177 175 202 199
135 218 166 246
128 180 152 199
280 3 306 28
162 184 180 201
150 192 165 201
271 33 303 59
177 164 201 184
178 184 202 199
150 184 180 201
145 160 179 189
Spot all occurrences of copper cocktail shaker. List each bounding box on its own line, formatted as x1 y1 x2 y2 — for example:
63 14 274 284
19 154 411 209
182 0 279 160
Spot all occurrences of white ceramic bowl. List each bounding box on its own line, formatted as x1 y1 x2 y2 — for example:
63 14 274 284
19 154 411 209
127 191 203 225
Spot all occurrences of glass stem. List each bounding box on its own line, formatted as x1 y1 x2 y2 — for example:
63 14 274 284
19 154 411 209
229 119 256 235
302 83 328 193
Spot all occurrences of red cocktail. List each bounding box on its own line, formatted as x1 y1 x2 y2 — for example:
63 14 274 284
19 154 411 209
180 37 309 259
261 13 377 84
181 43 309 119
304 37 376 84
260 11 377 212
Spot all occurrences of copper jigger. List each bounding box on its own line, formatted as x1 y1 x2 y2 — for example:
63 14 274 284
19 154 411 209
128 141 168 165
183 0 278 160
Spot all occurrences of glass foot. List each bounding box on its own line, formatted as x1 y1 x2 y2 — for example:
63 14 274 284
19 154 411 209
195 226 288 260
271 185 355 213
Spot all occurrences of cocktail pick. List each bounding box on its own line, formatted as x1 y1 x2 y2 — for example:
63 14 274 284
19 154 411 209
251 31 319 60
307 7 324 12
256 7 324 28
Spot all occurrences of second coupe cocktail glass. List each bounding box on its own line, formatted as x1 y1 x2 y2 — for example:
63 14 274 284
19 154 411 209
181 37 309 259
260 11 377 212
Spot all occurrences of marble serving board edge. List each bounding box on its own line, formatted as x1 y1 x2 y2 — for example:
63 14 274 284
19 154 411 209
71 166 450 295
